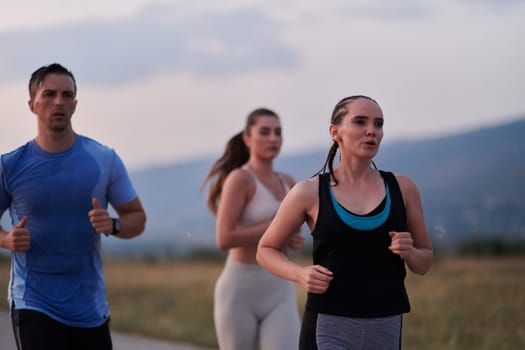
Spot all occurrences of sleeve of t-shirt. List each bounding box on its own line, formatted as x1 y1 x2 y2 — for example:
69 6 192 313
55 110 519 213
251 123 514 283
107 151 137 207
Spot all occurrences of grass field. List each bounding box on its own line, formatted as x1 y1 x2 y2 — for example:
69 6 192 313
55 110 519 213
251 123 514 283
1 256 524 349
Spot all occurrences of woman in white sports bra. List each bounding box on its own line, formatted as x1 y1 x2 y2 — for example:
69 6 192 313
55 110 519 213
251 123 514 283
202 108 304 350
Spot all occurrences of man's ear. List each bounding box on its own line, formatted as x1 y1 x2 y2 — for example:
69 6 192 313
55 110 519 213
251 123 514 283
28 99 34 113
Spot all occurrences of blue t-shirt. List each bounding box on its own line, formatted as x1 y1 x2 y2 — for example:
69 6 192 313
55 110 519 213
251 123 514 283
0 135 137 327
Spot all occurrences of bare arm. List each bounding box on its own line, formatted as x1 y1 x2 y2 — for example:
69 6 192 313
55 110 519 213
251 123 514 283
257 179 333 294
390 175 433 275
279 172 305 251
112 197 147 238
89 197 146 239
215 168 271 251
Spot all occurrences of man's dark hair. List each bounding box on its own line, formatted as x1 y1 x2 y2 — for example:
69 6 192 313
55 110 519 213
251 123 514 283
28 63 77 99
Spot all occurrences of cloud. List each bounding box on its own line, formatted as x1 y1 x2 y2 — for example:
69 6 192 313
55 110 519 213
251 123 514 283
342 1 432 20
461 0 525 10
330 0 525 21
0 4 299 85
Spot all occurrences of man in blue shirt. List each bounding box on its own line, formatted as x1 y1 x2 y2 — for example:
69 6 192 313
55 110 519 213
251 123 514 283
0 63 147 350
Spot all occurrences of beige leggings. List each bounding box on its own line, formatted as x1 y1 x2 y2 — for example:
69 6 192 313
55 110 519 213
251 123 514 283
214 257 301 350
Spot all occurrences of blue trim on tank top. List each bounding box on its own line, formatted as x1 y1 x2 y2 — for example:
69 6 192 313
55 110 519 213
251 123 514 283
328 182 391 231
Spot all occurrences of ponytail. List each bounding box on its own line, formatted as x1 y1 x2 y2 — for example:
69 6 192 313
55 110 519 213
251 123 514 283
315 141 339 184
201 131 249 213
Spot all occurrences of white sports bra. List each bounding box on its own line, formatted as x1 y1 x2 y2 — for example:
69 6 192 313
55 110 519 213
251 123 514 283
238 166 290 225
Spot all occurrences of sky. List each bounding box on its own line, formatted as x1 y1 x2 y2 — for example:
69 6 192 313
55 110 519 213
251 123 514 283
1 0 524 170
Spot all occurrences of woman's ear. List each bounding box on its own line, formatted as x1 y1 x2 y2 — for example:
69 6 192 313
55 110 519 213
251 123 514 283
329 124 340 143
242 132 250 148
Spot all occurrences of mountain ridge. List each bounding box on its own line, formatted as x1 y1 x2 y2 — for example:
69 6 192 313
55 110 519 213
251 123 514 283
2 117 523 256
99 116 524 256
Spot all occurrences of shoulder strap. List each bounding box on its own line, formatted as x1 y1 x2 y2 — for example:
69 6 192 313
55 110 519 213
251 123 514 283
241 165 258 182
379 170 407 229
275 172 291 192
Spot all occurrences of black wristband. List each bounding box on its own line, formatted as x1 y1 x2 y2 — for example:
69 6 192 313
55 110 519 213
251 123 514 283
111 218 121 235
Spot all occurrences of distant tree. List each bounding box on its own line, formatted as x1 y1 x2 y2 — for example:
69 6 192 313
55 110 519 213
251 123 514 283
457 236 525 257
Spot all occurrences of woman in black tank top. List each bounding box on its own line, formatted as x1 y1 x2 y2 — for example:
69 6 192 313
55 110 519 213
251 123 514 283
257 96 433 350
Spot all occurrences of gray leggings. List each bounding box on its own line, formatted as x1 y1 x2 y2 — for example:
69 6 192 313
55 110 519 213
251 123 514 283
214 257 300 350
316 313 402 350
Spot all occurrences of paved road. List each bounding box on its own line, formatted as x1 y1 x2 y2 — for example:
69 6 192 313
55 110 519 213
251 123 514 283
0 311 215 350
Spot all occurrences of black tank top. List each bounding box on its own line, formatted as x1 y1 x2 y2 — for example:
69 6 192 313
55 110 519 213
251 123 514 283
305 170 411 318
